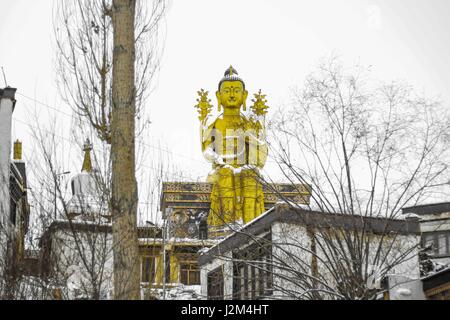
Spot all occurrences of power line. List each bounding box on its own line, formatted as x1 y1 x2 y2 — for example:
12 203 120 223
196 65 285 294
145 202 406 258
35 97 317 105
14 118 199 181
16 92 73 118
15 91 278 164
16 91 207 164
13 117 75 144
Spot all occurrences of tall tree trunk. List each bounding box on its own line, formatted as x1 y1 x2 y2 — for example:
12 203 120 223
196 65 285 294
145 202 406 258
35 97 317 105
110 0 140 300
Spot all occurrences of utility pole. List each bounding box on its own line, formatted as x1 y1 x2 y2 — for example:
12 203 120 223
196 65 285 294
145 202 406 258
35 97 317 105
162 207 172 300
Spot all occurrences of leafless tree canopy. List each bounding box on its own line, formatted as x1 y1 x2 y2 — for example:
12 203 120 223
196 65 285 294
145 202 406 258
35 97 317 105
54 0 166 143
225 56 450 300
53 0 167 300
268 56 450 219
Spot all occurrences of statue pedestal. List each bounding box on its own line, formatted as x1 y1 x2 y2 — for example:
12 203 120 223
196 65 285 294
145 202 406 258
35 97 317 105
160 182 311 239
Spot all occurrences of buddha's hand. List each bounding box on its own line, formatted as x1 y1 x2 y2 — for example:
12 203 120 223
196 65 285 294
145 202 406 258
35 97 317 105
195 89 212 121
203 146 225 165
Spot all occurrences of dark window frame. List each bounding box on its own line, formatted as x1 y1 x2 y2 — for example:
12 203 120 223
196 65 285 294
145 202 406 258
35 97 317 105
141 256 156 284
10 198 17 225
232 233 273 300
207 267 224 300
180 261 200 285
422 231 450 258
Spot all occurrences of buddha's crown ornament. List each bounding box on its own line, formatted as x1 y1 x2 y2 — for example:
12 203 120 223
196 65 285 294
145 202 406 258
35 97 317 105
218 65 245 90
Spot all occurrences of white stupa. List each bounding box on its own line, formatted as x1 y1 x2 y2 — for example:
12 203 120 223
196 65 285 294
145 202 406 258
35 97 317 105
67 139 109 222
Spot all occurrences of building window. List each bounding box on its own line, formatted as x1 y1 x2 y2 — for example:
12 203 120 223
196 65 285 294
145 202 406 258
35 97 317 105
165 252 171 284
10 198 17 225
423 231 450 257
207 267 224 300
180 262 200 285
141 256 156 283
232 234 273 300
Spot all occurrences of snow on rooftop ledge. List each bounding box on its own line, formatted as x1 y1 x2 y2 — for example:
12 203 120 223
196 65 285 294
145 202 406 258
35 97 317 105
401 213 422 221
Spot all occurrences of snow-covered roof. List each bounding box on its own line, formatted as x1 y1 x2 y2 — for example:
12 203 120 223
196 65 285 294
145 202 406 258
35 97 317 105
139 237 219 247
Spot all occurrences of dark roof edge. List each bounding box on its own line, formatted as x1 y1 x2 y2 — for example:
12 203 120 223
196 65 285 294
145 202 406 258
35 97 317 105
0 87 17 110
422 267 450 292
44 220 113 236
402 202 450 215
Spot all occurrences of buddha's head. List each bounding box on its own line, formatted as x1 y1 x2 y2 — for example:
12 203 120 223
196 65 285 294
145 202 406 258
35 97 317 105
216 66 248 112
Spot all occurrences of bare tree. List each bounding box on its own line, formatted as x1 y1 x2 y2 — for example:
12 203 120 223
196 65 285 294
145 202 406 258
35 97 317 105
14 111 113 300
54 0 166 299
269 56 450 221
201 56 450 300
54 0 166 144
2 115 187 300
261 56 450 299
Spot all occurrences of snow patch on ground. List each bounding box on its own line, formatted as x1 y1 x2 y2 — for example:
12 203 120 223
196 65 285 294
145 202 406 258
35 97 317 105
143 285 203 300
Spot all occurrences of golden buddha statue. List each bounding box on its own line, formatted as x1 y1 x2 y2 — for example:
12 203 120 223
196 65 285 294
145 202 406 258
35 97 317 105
195 66 269 232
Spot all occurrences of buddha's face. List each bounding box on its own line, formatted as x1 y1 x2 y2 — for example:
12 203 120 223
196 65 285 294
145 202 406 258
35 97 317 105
216 81 248 109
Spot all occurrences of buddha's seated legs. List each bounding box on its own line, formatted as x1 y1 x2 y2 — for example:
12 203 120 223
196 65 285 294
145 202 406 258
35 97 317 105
239 168 265 224
208 166 241 227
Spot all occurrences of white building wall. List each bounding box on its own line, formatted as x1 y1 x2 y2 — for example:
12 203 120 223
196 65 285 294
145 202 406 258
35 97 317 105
0 89 15 281
386 275 426 300
200 251 233 299
0 93 13 218
420 213 450 233
374 234 421 279
271 222 311 299
270 221 421 299
49 226 114 299
200 218 421 300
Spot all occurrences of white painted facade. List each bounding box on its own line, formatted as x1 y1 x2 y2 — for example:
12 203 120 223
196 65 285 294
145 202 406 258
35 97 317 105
45 222 114 299
200 211 422 300
43 159 113 299
271 221 420 299
200 251 233 299
0 88 15 283
384 274 426 300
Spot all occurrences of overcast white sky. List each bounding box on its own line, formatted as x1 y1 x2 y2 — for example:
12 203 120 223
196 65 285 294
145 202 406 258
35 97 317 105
1 0 450 220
